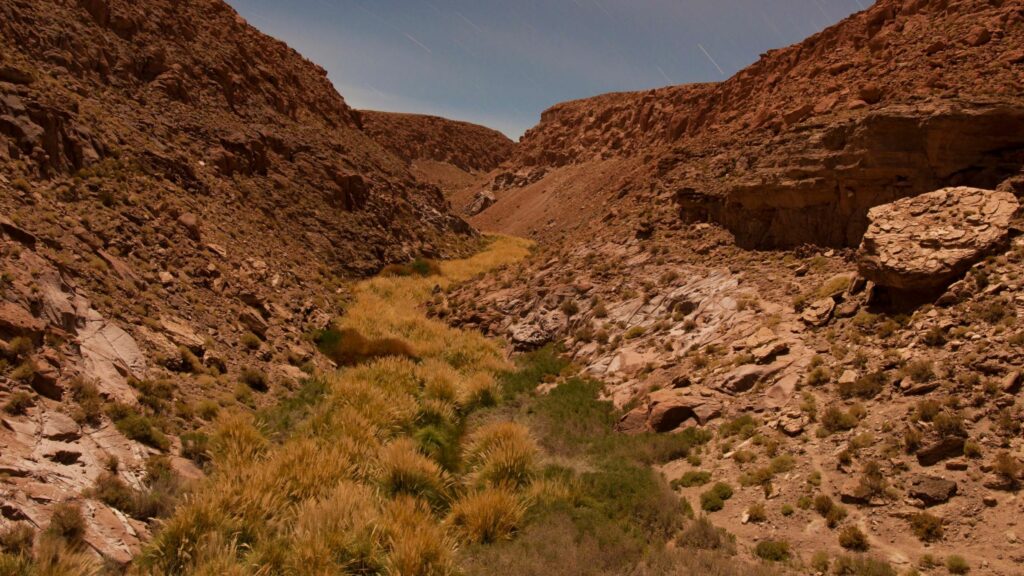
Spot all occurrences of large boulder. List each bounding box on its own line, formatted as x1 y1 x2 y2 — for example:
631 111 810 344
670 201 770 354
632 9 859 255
857 187 1019 293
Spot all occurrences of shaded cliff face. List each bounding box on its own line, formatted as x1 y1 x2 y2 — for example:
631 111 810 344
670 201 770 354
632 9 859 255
0 0 476 559
481 0 1024 248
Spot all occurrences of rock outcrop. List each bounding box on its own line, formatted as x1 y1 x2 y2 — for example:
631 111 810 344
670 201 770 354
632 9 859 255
858 187 1019 293
471 0 1024 248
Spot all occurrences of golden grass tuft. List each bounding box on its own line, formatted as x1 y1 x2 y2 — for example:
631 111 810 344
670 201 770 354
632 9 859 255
464 421 538 489
381 497 458 576
378 438 451 505
447 487 526 544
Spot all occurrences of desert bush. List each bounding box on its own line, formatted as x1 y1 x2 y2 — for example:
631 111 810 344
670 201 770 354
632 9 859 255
838 371 887 399
107 404 170 451
3 391 33 415
381 258 442 278
677 516 735 552
945 555 969 575
239 368 269 392
993 452 1022 488
719 414 759 439
746 503 766 523
903 360 935 383
909 512 943 542
821 405 859 434
378 439 449 505
838 525 869 551
754 539 790 562
671 470 711 489
832 555 896 576
700 483 733 512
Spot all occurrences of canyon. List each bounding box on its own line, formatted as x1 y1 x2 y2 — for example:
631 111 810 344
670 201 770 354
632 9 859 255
0 0 1022 574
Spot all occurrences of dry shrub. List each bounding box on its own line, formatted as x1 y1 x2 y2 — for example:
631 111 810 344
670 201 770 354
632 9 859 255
464 422 538 489
377 439 449 505
287 481 383 574
316 327 418 367
380 497 457 576
447 487 525 544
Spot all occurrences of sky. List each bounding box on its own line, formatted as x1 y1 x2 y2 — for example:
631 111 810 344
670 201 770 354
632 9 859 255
227 0 867 139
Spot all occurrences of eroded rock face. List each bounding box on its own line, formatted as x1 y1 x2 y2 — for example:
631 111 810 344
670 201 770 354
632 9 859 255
857 187 1019 293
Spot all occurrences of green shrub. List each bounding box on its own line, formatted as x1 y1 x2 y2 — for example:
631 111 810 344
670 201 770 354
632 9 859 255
746 503 766 523
821 405 859 434
109 408 170 451
832 555 896 576
720 414 759 439
671 471 711 489
754 539 790 562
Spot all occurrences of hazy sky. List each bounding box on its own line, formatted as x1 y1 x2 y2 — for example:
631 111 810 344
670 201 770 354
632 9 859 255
227 0 866 138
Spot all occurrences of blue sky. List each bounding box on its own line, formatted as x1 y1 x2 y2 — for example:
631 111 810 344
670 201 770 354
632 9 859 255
227 0 866 138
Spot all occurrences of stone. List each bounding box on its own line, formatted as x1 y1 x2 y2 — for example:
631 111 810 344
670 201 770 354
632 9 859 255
239 307 269 338
965 25 991 47
615 406 649 434
838 370 858 386
467 190 496 215
40 412 81 442
159 316 205 353
77 305 146 405
840 479 875 505
0 66 34 85
801 298 835 326
718 363 783 394
1002 371 1022 394
858 83 883 104
647 389 722 432
763 374 799 409
508 322 551 350
752 341 788 364
858 188 1019 293
916 436 965 467
0 301 46 341
177 212 201 241
908 475 957 506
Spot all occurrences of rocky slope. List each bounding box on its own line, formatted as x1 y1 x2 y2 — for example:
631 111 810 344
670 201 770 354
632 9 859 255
0 0 478 562
360 110 515 212
444 0 1024 572
473 0 1024 248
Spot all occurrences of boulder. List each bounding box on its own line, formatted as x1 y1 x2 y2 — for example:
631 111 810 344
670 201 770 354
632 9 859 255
508 322 551 351
908 475 957 506
467 190 496 216
916 436 965 467
718 362 784 394
857 188 1019 293
647 390 721 432
801 298 835 326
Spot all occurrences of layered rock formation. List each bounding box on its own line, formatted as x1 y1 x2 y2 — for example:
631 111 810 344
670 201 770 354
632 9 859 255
474 0 1024 248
